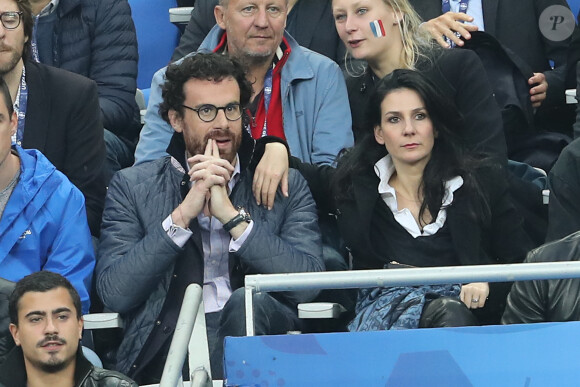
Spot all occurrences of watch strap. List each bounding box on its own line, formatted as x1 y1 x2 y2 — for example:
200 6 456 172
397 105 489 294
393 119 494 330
223 207 251 232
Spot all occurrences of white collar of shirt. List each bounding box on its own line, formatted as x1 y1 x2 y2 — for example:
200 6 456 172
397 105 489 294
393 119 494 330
374 154 464 238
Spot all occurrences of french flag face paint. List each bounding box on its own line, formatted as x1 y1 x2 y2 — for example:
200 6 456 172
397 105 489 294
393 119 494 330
370 19 386 38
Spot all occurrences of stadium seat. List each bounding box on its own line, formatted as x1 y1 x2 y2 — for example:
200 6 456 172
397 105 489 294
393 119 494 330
128 0 181 100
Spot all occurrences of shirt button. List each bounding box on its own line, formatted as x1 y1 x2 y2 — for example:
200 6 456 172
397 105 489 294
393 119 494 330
156 320 161 326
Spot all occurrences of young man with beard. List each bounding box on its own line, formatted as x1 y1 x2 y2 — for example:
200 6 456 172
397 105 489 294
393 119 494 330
0 0 105 237
135 0 353 291
96 53 324 383
0 271 136 386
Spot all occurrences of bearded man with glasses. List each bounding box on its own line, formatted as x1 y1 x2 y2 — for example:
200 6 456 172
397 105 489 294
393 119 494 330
95 53 324 384
0 0 105 237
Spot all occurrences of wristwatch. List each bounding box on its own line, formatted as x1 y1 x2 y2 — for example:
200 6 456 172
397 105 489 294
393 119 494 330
223 207 252 232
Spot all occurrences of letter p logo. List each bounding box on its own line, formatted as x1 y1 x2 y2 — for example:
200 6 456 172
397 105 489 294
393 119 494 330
539 5 575 42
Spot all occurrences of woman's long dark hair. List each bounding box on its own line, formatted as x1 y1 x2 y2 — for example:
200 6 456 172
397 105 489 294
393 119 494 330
333 69 492 226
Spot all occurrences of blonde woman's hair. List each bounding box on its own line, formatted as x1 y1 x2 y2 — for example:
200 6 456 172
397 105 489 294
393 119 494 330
345 0 435 75
386 0 434 69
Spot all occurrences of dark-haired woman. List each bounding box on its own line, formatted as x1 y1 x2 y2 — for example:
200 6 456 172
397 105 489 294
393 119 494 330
286 70 532 329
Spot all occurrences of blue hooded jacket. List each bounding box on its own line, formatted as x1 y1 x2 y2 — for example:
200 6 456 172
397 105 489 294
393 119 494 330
0 146 95 314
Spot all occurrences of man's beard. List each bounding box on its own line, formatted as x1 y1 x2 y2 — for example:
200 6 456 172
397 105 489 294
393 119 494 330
185 128 241 164
37 357 71 374
0 47 21 75
30 335 74 374
239 49 275 68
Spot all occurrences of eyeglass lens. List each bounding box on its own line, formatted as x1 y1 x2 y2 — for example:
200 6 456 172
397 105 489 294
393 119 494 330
1 12 21 30
198 104 241 122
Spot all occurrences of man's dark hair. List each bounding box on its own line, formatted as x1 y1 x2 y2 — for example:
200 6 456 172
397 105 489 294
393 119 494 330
159 52 253 123
14 0 33 60
9 271 82 325
0 77 13 116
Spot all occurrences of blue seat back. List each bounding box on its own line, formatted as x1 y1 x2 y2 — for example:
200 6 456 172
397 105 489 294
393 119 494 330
568 0 580 18
128 0 181 90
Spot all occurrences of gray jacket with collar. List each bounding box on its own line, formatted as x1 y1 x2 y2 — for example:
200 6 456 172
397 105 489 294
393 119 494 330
96 135 324 375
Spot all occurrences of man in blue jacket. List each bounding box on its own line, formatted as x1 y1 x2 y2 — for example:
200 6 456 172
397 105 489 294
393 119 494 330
0 74 95 315
28 0 140 181
96 52 323 383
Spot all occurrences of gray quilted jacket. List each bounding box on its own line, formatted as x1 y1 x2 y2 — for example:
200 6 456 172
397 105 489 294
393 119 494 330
96 144 324 375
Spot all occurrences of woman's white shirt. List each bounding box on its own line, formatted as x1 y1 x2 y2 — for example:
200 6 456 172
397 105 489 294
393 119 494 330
374 155 463 238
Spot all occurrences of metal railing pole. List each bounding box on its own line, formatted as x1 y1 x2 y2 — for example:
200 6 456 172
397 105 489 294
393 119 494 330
245 285 255 336
160 283 203 387
244 262 580 293
242 262 580 335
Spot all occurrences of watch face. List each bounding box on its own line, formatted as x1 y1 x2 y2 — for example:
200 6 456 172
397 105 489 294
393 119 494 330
238 207 251 221
240 208 252 223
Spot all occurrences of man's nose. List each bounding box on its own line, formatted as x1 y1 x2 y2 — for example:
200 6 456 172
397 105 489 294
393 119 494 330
44 317 58 334
254 8 269 28
213 108 229 127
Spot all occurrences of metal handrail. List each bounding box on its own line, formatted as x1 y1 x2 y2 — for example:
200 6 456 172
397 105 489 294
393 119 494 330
160 283 203 387
244 261 580 335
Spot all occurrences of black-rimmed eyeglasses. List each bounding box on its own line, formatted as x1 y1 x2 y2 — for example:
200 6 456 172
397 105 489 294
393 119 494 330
0 12 22 30
182 103 242 122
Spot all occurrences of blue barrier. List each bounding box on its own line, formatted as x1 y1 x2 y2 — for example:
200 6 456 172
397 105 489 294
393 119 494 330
224 321 580 386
